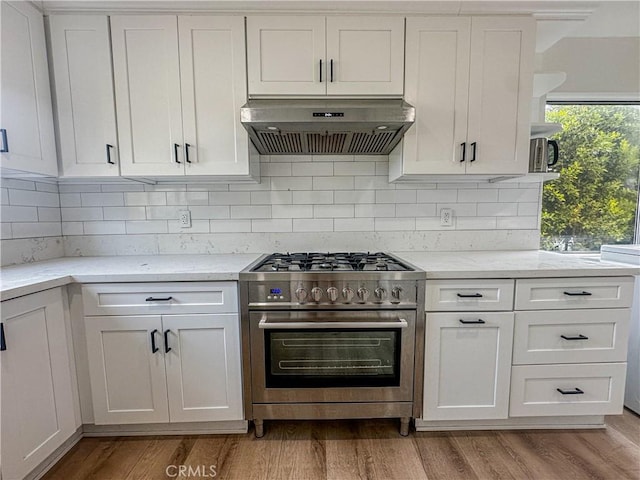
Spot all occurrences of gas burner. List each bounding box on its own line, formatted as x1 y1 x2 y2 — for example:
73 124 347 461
250 252 414 273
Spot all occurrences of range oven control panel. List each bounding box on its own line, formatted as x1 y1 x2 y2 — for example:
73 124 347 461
248 280 418 307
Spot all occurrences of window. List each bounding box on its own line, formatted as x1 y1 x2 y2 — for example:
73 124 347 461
540 104 640 252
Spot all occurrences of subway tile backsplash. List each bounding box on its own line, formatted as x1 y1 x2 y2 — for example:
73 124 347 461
1 156 543 263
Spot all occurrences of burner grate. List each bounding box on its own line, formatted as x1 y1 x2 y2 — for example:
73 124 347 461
251 252 413 273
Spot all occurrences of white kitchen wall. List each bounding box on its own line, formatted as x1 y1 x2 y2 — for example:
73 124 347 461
1 178 64 265
58 156 543 256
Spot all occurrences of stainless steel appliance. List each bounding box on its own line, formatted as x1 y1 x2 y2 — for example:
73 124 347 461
239 252 425 437
240 99 415 155
529 137 559 172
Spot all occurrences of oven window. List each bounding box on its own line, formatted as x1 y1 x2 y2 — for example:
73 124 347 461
265 329 401 388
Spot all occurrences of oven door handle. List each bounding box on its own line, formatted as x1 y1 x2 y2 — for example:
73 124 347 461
258 318 408 329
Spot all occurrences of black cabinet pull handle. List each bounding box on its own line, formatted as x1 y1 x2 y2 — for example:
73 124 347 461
460 142 466 162
330 59 334 82
0 129 8 153
459 319 486 324
319 59 323 82
470 142 477 162
563 291 592 296
145 296 173 302
106 144 115 164
457 293 483 298
557 387 584 395
185 143 192 163
150 329 159 353
174 143 181 164
164 329 172 353
561 334 589 341
0 322 6 351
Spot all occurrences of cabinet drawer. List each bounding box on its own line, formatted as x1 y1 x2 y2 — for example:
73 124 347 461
510 363 626 417
515 277 634 310
426 279 514 311
82 282 238 315
513 309 630 365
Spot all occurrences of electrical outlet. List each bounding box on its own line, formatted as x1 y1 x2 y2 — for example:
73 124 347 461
440 208 453 227
179 210 191 228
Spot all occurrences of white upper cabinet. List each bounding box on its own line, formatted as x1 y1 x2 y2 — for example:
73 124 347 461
247 16 404 96
0 1 57 176
178 16 252 178
110 15 255 180
390 16 535 181
111 15 184 176
247 16 326 96
49 15 119 177
326 17 405 95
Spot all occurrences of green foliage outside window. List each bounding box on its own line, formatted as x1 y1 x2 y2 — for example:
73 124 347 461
541 105 640 251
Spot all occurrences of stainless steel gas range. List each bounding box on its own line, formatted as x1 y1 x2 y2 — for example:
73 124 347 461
239 252 425 437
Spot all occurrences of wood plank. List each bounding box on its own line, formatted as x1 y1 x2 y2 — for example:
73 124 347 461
413 432 478 480
124 436 196 480
451 431 536 479
326 419 427 480
265 421 327 480
42 437 103 480
606 409 640 447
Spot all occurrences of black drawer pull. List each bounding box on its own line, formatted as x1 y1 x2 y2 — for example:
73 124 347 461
0 322 6 351
457 293 483 298
164 329 172 353
459 319 485 324
459 142 466 162
563 291 592 296
145 296 173 302
150 329 159 353
561 334 589 341
557 387 584 395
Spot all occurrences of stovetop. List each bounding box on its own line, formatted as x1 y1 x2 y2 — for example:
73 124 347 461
250 252 414 273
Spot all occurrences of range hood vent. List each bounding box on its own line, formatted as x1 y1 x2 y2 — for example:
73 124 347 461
241 99 415 156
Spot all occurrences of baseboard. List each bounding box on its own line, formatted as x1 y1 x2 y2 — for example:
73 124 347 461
27 427 83 480
82 420 248 436
415 415 605 431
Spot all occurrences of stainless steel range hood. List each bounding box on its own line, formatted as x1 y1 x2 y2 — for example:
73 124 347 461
240 99 415 155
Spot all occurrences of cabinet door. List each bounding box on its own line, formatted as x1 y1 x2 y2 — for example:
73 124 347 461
111 16 184 176
164 314 243 422
0 1 57 176
179 16 250 177
400 17 470 175
465 17 535 175
326 17 404 95
1 288 77 480
49 15 119 177
246 16 326 95
423 312 514 420
85 315 169 424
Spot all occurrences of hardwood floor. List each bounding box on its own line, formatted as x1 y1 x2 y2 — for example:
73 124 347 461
43 410 640 480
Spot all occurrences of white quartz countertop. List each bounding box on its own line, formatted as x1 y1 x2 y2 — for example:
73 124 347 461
2 251 639 302
0 254 262 301
393 250 640 279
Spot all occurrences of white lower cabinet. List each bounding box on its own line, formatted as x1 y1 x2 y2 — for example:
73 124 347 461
1 288 78 480
423 312 514 420
83 283 242 426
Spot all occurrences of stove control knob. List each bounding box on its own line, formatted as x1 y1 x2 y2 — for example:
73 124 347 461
374 287 386 301
342 287 355 302
357 287 370 302
311 287 323 302
391 287 403 301
327 287 339 302
295 287 308 302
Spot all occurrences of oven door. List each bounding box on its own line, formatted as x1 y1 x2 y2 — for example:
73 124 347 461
250 310 415 403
